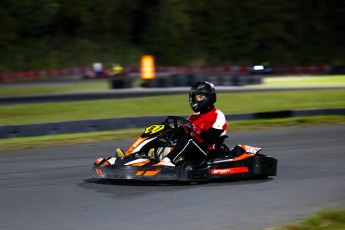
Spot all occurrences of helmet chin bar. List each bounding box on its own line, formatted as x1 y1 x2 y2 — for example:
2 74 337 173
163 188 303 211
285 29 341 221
191 100 206 112
191 103 198 112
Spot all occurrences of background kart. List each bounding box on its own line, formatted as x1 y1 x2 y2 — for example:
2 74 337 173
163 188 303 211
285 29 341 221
93 116 277 182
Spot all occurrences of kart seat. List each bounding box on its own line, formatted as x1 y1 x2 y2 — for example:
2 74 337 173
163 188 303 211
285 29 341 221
218 135 231 157
208 135 230 159
229 145 247 157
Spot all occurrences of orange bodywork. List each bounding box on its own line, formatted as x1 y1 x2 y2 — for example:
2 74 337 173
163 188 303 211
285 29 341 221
95 157 105 165
125 136 149 156
95 168 103 175
135 170 161 177
130 159 151 167
231 153 255 162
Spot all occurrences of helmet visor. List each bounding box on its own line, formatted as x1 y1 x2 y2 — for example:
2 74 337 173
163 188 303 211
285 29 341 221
194 94 206 102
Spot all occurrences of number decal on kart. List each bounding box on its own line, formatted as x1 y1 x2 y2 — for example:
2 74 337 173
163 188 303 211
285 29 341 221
145 125 165 134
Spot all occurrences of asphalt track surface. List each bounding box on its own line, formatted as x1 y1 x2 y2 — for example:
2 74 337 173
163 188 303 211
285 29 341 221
1 125 344 230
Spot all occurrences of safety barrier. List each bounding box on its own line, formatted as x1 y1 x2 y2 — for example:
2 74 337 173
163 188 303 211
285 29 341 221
0 65 331 83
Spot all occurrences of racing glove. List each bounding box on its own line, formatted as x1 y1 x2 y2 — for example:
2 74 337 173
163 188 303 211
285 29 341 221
181 123 202 136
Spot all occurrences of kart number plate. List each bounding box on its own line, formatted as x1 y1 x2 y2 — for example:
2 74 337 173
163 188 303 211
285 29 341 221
145 125 165 134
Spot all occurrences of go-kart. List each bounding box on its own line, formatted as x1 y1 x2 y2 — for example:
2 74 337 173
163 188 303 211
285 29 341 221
93 116 277 182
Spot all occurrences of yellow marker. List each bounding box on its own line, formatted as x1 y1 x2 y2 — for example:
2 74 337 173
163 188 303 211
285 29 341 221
140 55 155 80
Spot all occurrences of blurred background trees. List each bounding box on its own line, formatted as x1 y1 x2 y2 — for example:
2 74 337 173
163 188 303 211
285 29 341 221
0 0 344 71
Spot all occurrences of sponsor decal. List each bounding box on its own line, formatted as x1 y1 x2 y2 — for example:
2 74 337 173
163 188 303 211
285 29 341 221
241 145 262 154
211 167 249 175
125 137 149 156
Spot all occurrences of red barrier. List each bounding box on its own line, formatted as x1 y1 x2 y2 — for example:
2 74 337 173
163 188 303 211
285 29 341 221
0 65 331 83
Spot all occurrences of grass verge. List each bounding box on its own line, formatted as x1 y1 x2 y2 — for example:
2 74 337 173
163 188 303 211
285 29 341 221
272 209 345 230
0 115 344 152
0 80 109 97
262 75 345 87
1 89 345 125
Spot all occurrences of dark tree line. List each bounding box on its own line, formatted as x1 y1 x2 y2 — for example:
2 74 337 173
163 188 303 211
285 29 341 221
1 0 345 71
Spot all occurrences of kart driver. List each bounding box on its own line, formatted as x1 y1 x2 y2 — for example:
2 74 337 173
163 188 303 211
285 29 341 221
157 81 228 167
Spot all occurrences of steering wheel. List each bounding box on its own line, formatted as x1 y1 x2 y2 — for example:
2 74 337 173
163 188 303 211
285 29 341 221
164 116 191 130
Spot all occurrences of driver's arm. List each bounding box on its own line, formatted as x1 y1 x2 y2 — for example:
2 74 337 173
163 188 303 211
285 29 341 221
199 128 223 144
181 119 223 144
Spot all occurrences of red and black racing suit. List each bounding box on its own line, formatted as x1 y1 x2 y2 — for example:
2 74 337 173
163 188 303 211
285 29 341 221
166 106 228 165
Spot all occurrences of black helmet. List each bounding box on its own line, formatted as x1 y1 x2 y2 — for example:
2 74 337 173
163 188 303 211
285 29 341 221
189 81 216 113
